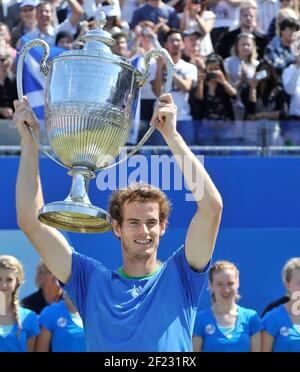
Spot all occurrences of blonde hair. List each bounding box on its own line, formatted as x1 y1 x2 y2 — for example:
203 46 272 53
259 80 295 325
282 257 300 283
240 0 258 12
209 261 241 302
0 256 24 334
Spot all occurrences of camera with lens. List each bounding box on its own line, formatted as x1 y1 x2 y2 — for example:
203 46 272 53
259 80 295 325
206 72 217 80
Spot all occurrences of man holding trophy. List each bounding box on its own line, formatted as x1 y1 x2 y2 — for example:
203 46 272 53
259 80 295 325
14 93 222 351
13 11 223 352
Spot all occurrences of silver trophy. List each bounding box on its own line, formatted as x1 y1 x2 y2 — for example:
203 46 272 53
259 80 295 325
17 11 174 233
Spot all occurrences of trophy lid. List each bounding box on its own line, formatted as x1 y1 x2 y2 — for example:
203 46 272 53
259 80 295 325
81 10 115 49
53 10 135 69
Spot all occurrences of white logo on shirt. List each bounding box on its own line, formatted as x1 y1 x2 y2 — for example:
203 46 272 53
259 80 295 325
131 285 143 298
205 324 216 335
280 327 290 337
57 317 67 328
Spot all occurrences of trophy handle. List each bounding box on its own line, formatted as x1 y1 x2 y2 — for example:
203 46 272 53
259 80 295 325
106 48 174 169
16 39 67 168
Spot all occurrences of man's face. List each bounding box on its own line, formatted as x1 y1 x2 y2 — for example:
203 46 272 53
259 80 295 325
165 33 184 56
240 8 257 29
113 36 128 57
281 26 296 45
36 4 53 29
113 201 166 261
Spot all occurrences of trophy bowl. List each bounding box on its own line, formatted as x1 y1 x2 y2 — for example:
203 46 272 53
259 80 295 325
17 11 174 233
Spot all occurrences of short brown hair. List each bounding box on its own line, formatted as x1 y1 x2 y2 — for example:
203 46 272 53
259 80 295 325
109 183 171 225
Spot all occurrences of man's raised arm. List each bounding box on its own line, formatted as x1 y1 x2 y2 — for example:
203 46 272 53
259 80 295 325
151 94 223 271
14 97 72 283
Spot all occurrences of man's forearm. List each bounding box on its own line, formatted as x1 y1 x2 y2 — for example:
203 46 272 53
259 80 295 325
16 141 44 231
164 132 222 214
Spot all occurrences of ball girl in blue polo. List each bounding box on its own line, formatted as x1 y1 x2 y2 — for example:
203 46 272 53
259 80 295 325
0 255 40 352
262 258 300 352
193 261 263 352
36 292 86 352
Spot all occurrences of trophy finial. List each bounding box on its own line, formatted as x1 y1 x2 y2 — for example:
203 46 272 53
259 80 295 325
96 10 107 30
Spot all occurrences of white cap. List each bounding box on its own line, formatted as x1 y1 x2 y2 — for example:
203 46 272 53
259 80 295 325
20 0 39 8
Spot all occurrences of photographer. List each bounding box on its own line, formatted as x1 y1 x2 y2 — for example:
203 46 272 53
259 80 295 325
0 48 17 119
189 53 237 145
241 60 288 145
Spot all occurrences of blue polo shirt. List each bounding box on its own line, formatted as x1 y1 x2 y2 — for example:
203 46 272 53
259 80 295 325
0 306 39 352
263 304 300 352
64 246 209 351
194 305 263 352
39 300 86 352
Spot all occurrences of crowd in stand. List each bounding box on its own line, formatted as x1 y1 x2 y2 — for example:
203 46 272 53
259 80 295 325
1 0 300 146
1 254 300 351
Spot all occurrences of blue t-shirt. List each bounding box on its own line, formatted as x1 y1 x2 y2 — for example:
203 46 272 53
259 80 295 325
64 246 209 351
263 304 300 352
0 306 40 352
39 300 86 352
193 305 263 352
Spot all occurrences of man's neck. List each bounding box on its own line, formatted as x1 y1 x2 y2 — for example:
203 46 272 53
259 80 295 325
122 258 161 278
241 26 255 33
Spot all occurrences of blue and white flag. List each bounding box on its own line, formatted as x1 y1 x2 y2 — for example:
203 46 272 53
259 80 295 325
18 36 65 122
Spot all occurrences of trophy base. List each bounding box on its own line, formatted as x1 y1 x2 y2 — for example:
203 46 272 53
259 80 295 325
38 201 112 233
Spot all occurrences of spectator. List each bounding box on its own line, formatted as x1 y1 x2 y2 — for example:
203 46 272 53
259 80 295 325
182 30 204 64
180 0 215 57
0 47 17 120
262 258 300 352
55 30 74 49
112 31 130 58
130 0 180 31
11 0 38 49
18 0 84 47
0 255 40 352
153 29 198 144
264 17 300 80
21 262 63 315
189 53 237 145
218 0 268 60
281 51 300 145
130 22 159 141
1 0 21 29
242 60 288 145
256 0 280 35
0 22 17 59
36 292 86 352
267 0 298 40
224 32 259 119
193 261 263 352
120 0 145 24
208 0 241 50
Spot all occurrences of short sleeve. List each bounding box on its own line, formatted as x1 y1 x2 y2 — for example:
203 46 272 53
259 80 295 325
39 306 55 332
263 309 278 337
173 246 210 308
193 311 205 337
249 310 264 336
63 250 106 317
263 310 279 337
24 311 40 338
